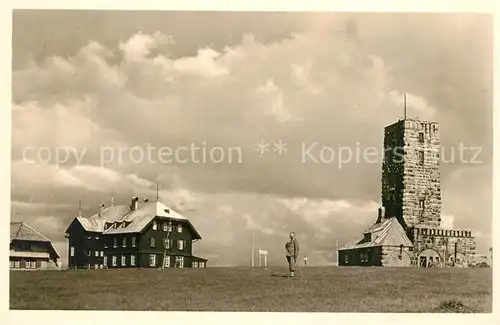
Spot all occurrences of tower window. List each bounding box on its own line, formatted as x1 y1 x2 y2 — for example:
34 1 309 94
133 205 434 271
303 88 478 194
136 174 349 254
418 132 424 143
418 151 425 165
419 199 425 210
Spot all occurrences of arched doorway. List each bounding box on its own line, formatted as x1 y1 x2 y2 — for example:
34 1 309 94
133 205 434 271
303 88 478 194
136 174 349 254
418 249 441 267
448 252 467 267
387 251 411 267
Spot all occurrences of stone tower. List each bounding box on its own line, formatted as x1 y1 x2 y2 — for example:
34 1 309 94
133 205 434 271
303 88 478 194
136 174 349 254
381 118 441 229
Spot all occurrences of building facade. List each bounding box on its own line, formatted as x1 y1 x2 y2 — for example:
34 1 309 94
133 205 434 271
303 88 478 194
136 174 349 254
10 222 61 270
339 118 476 267
65 198 207 269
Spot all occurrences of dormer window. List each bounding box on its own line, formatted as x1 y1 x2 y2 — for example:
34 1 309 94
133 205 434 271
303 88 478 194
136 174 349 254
153 221 157 231
363 233 371 242
177 224 183 233
113 238 117 248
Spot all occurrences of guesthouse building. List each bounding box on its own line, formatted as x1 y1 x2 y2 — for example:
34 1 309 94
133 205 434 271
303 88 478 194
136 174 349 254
65 197 207 269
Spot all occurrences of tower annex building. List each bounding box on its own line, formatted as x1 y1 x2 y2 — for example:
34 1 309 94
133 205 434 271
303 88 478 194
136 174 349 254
338 116 476 267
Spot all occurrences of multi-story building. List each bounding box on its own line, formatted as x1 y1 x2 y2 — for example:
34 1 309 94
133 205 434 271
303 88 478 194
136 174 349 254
339 117 476 267
65 197 207 269
10 221 61 270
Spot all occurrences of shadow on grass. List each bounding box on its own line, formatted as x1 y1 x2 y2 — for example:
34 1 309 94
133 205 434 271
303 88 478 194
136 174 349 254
434 299 477 313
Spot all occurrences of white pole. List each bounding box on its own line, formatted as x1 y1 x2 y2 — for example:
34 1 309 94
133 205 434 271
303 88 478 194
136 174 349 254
259 252 261 267
264 254 267 268
251 231 255 267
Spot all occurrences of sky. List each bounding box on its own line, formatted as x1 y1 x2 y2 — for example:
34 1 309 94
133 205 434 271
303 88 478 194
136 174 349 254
11 11 493 267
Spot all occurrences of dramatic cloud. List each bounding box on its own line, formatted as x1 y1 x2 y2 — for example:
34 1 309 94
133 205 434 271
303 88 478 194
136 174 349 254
11 12 492 266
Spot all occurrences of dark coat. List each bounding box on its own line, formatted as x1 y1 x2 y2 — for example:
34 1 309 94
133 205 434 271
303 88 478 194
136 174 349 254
285 238 299 257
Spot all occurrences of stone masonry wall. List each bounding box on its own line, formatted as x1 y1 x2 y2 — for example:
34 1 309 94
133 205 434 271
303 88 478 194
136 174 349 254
401 119 441 228
408 227 476 267
381 121 405 225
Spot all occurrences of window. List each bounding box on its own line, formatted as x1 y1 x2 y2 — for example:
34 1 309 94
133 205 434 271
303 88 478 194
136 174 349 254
344 255 349 264
100 264 103 269
132 236 136 247
112 255 117 267
150 237 156 248
131 255 136 266
70 246 75 257
122 237 127 247
164 255 170 268
100 251 104 257
178 240 184 250
164 239 171 249
199 262 205 268
95 251 99 257
419 199 425 209
418 132 424 143
104 241 108 248
103 255 108 266
113 238 117 248
193 261 198 268
419 151 425 165
14 261 20 268
96 236 100 240
94 264 98 269
10 261 14 268
121 255 126 266
25 261 30 269
149 254 156 267
175 256 184 268
153 221 158 230
86 236 91 240
87 250 91 256
177 224 183 233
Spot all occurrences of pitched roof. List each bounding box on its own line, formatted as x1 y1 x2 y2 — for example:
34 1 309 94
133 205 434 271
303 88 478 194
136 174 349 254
10 222 60 259
339 217 413 251
72 201 201 239
11 221 51 242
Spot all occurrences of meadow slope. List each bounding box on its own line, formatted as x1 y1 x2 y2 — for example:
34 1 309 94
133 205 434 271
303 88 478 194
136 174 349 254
10 266 492 312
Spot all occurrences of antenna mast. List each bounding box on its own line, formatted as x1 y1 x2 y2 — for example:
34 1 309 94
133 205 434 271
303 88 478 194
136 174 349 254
156 183 159 202
78 199 82 218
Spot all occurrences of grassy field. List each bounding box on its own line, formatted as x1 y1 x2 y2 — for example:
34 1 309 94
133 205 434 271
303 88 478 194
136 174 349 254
10 266 492 312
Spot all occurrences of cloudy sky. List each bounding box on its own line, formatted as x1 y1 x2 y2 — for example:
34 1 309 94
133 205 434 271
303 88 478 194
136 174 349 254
11 11 492 266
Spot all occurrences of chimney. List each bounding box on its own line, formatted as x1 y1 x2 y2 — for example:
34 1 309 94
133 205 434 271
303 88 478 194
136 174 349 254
377 206 386 223
131 197 139 210
98 204 105 217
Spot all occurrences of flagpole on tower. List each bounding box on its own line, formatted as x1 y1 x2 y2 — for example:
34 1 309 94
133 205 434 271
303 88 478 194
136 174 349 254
156 183 159 202
404 93 407 120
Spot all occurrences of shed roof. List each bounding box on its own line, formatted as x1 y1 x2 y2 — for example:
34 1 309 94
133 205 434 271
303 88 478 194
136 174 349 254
339 217 413 251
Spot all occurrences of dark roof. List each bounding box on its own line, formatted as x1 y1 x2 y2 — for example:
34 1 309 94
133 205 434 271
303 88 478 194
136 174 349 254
69 201 202 239
339 217 413 251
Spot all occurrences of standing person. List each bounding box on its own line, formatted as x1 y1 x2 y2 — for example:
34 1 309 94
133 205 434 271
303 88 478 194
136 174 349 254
304 255 308 266
285 232 300 277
